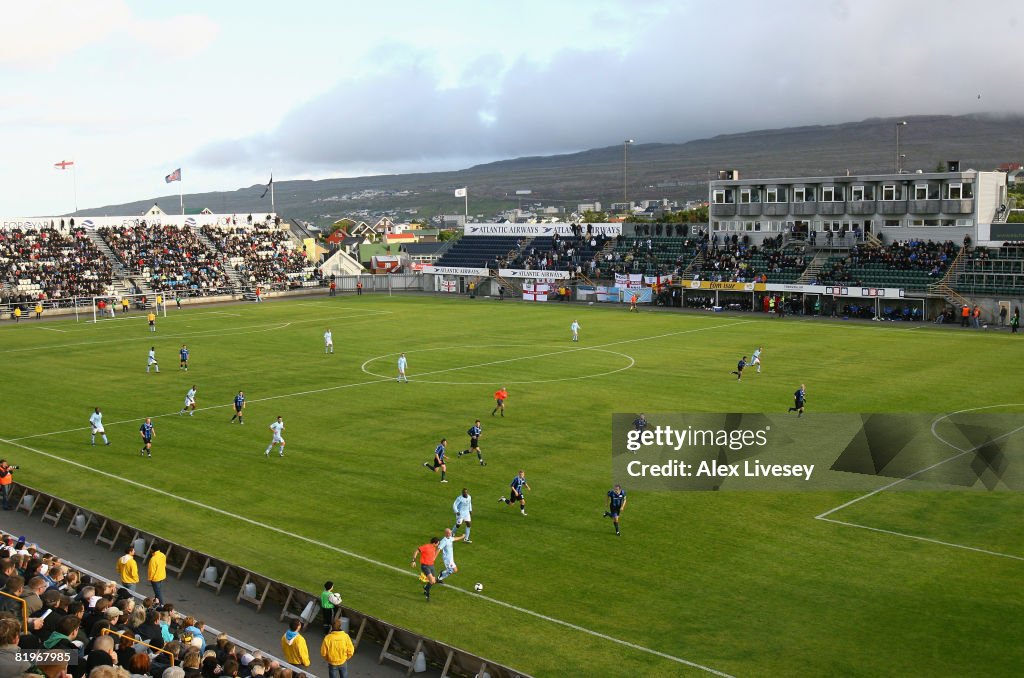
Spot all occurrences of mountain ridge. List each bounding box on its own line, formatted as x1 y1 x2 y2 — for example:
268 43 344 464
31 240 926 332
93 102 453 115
77 113 1024 224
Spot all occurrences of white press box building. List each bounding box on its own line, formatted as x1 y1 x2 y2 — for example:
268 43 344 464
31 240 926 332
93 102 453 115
707 165 1011 246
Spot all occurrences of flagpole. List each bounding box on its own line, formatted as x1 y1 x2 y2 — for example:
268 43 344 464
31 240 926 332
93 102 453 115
271 170 276 215
464 190 468 222
180 183 184 215
72 163 78 214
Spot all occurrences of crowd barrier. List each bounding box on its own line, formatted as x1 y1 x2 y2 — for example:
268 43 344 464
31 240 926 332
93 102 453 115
11 483 529 678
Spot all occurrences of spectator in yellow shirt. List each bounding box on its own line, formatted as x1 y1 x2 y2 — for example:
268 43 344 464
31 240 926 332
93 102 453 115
147 543 167 604
280 619 310 668
116 544 139 592
320 618 355 678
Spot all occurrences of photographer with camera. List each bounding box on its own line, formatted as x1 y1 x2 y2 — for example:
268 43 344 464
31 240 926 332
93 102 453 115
0 460 16 511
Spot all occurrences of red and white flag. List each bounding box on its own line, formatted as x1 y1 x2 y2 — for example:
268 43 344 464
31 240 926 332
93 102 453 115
165 168 182 183
54 160 74 170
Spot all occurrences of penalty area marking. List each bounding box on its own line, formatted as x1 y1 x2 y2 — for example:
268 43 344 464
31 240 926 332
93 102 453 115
360 344 635 385
0 435 734 678
815 403 1024 562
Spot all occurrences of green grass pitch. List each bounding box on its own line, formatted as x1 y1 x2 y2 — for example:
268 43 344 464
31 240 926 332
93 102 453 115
0 296 1021 677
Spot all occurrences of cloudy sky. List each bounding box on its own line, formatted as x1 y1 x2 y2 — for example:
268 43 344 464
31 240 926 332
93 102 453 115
3 0 1021 215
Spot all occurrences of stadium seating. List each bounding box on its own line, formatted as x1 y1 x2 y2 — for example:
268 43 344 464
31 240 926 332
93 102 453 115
955 244 1024 295
697 236 807 283
433 236 521 269
602 237 703 277
0 228 114 304
98 225 230 294
817 240 958 289
506 233 610 275
201 225 319 290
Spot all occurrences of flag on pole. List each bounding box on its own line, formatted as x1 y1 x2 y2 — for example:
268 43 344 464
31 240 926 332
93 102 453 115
165 168 182 183
54 160 74 170
454 187 467 197
260 174 273 198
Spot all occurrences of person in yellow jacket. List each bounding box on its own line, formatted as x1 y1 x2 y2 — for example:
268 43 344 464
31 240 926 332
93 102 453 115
320 617 354 678
116 544 140 592
147 543 167 604
280 619 310 668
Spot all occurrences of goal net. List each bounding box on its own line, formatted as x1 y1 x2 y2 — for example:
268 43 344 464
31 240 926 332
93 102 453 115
87 292 168 323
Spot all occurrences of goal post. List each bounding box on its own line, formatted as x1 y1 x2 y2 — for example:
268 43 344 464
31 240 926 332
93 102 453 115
87 293 168 323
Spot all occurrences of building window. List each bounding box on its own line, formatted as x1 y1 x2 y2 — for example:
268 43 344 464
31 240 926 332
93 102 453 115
713 190 726 204
910 218 924 227
884 219 901 228
822 186 835 202
794 187 811 202
947 183 962 200
882 185 896 201
740 188 752 204
766 188 778 203
851 186 865 202
914 185 928 200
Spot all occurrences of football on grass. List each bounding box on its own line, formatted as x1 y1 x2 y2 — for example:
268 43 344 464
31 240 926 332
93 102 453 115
474 583 483 592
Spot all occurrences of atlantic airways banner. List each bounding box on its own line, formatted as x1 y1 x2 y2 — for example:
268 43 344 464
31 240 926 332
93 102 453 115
421 266 489 276
499 268 571 280
464 223 622 237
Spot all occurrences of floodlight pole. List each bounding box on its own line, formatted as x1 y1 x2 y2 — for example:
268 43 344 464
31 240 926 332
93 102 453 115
895 121 907 173
623 139 634 207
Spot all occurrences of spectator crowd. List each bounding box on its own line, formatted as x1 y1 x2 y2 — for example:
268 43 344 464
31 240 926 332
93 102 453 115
201 226 317 290
0 229 113 306
98 226 230 295
820 239 957 285
0 533 340 678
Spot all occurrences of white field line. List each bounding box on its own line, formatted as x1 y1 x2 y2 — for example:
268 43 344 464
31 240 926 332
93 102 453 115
0 434 734 677
11 318 750 442
35 326 68 333
815 403 1024 561
0 310 393 355
816 517 1024 562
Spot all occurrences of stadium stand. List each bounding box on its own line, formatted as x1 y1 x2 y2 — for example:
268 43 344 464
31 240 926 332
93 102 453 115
505 232 610 275
97 225 231 294
817 240 958 289
696 235 808 283
432 236 521 269
0 228 114 305
956 244 1024 295
201 225 319 290
601 236 703 277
